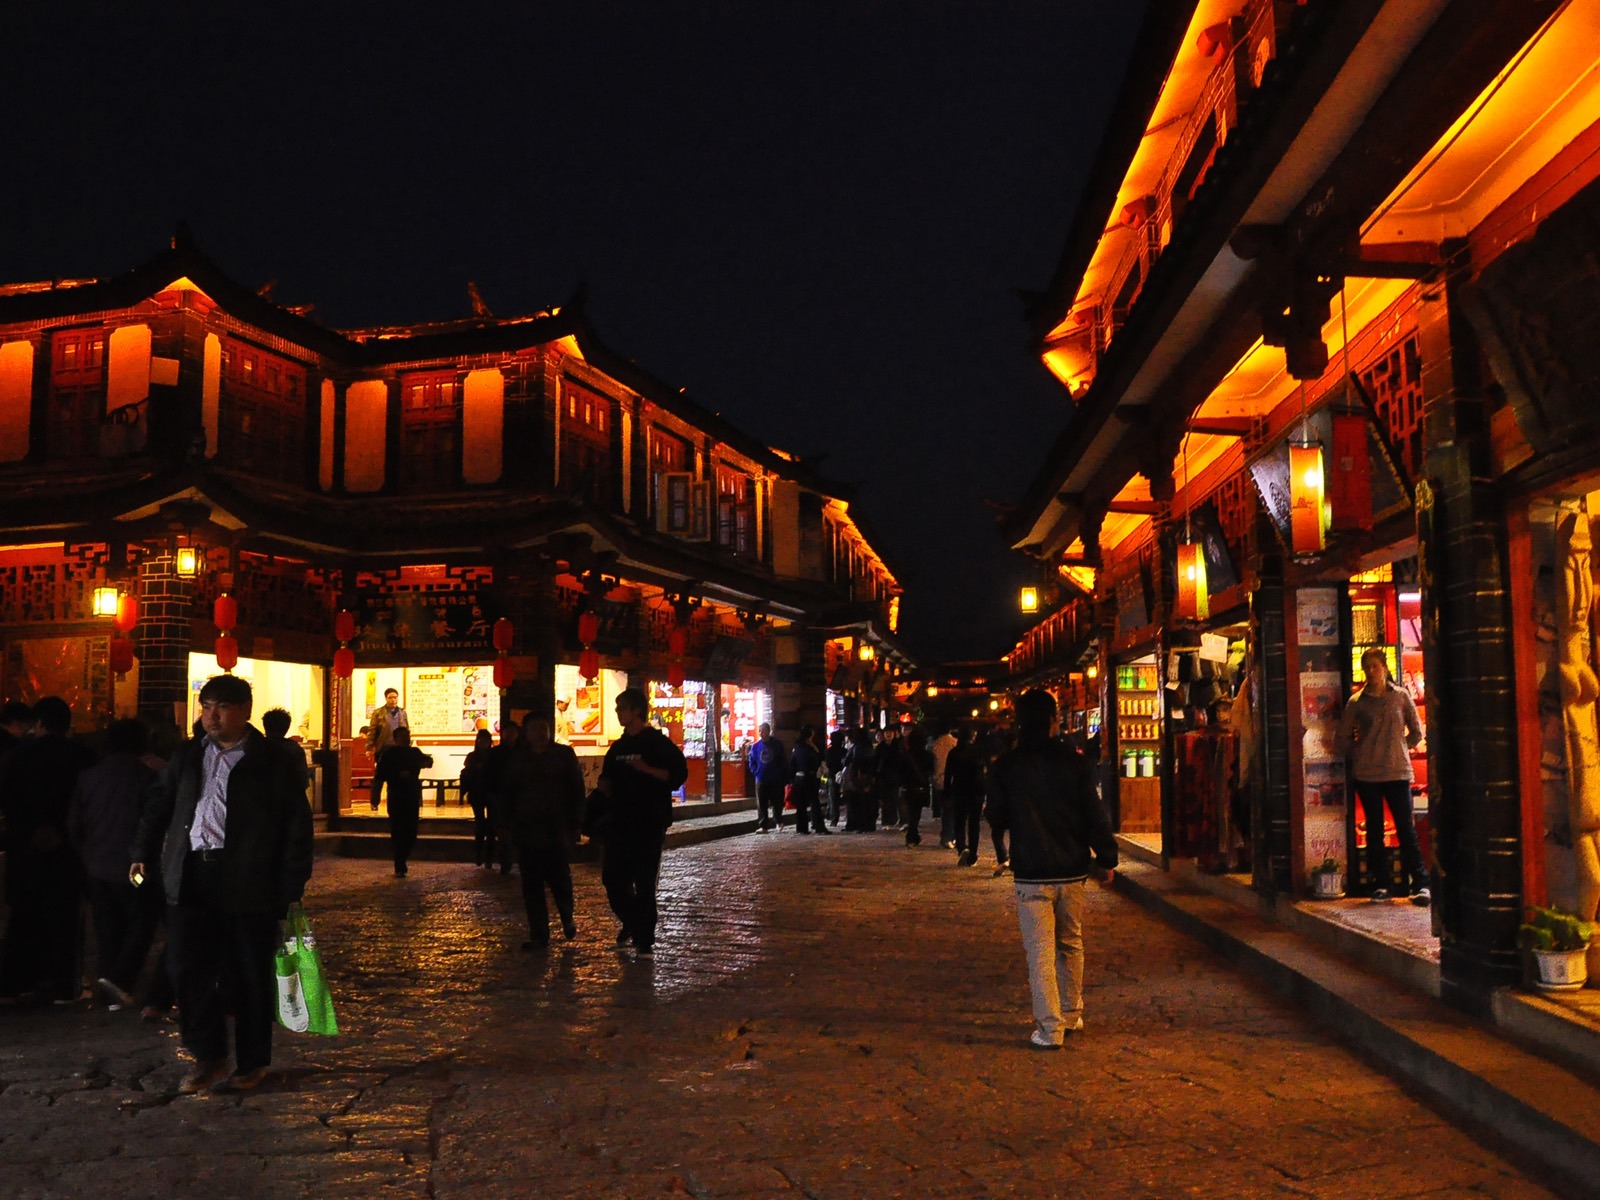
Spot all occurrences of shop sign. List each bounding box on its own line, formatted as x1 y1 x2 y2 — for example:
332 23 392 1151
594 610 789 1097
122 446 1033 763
353 591 498 655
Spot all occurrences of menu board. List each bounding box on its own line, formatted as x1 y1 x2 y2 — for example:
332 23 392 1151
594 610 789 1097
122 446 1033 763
400 666 491 735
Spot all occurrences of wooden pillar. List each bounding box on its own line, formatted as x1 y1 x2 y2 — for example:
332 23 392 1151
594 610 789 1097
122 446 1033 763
1251 513 1294 895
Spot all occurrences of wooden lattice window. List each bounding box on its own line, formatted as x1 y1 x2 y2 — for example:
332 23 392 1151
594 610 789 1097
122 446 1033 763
563 381 615 508
400 370 460 491
221 341 306 482
1212 472 1256 579
1360 333 1424 480
48 328 105 460
715 466 755 557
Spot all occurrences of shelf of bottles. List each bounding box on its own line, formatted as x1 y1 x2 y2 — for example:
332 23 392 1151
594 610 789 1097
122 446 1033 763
1116 660 1161 779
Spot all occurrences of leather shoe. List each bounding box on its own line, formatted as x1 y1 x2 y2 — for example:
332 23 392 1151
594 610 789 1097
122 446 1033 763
179 1059 231 1094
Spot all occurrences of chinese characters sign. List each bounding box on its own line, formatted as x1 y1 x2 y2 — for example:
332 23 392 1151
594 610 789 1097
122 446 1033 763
353 591 497 655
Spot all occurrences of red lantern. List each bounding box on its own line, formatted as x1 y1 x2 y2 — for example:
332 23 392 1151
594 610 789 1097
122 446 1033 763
668 626 688 657
666 661 686 689
493 656 515 691
1289 443 1327 555
333 647 355 679
579 647 601 682
493 617 515 653
578 611 600 645
113 592 139 634
214 593 238 632
215 634 239 671
334 609 357 643
109 636 135 676
1175 541 1209 622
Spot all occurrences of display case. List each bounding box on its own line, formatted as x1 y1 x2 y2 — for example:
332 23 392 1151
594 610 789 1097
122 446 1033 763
1114 655 1162 832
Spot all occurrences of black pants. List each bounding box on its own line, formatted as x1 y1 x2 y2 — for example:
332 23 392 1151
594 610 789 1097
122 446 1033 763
899 787 925 845
602 836 664 950
938 788 957 844
86 876 161 994
389 798 420 871
953 792 984 856
793 777 824 832
168 855 278 1071
518 842 574 942
467 791 496 865
0 852 81 1000
845 789 877 831
1354 779 1427 893
988 812 1008 866
827 781 842 825
756 780 786 830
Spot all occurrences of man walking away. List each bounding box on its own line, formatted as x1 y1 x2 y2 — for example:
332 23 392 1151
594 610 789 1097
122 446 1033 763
0 696 94 1003
747 723 789 833
598 688 687 956
899 725 932 846
790 725 828 835
69 718 159 1009
131 675 313 1092
986 690 1117 1050
506 713 585 949
945 728 986 867
372 727 431 877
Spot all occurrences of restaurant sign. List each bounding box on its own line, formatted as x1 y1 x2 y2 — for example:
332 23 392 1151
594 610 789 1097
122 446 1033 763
352 590 499 655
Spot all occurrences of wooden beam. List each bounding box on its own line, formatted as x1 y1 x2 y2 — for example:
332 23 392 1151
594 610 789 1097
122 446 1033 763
1186 417 1252 437
1106 500 1162 516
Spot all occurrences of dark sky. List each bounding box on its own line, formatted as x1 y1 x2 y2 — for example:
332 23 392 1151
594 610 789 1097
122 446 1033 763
3 2 1147 664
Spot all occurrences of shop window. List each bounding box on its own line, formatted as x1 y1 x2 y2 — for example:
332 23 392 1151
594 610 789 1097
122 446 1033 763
47 328 105 460
461 368 503 485
0 341 34 462
649 427 692 519
400 370 460 491
220 340 306 482
344 379 388 492
563 381 615 508
715 466 755 557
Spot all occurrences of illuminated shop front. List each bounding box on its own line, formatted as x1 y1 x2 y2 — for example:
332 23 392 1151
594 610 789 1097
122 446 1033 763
341 664 493 810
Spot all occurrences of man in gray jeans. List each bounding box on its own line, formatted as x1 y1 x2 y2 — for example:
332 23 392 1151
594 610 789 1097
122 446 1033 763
986 690 1118 1049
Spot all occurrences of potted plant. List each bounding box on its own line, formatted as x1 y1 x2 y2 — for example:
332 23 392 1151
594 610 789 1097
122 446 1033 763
1308 857 1344 900
1517 906 1596 991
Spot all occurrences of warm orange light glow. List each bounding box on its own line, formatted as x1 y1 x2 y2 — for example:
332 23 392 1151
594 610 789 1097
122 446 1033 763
926 685 938 698
0 340 33 463
988 699 1000 712
1290 443 1327 554
858 644 875 662
888 594 901 634
1019 586 1039 613
1087 665 1099 680
1175 541 1209 621
93 586 120 618
1059 563 1097 594
174 546 199 577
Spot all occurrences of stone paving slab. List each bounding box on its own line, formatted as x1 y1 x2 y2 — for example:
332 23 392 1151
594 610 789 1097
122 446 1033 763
0 823 1568 1198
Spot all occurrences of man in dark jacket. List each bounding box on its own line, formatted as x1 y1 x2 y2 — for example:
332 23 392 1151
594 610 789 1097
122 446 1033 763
598 688 688 956
371 727 432 877
986 690 1117 1049
69 718 159 1009
131 675 314 1093
789 725 828 835
747 723 789 833
505 712 586 948
0 696 94 1003
944 727 986 867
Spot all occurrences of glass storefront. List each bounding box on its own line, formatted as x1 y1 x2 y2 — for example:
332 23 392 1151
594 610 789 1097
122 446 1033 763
190 651 326 747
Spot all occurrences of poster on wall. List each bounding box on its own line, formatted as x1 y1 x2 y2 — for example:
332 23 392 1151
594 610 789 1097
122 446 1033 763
554 664 626 751
1296 588 1340 645
1297 585 1348 867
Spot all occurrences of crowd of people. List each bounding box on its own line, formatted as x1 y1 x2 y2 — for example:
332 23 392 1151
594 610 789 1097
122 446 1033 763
1 678 1119 1080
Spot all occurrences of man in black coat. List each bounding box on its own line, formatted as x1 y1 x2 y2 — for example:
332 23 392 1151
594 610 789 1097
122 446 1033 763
371 727 432 877
0 696 94 1003
986 690 1117 1050
504 712 586 949
132 675 314 1093
597 688 687 957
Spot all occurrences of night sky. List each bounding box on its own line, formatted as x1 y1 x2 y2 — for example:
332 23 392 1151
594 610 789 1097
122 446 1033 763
3 3 1148 664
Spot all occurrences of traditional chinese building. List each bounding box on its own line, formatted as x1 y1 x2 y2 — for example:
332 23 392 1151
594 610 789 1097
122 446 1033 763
0 234 909 819
1004 0 1600 1011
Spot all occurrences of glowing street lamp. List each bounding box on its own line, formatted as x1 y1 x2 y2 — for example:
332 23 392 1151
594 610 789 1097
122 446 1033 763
1019 586 1039 613
858 643 875 662
92 586 120 618
174 545 200 578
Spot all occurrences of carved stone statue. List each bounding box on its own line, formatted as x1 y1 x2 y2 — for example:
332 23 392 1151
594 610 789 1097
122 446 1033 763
1556 511 1600 930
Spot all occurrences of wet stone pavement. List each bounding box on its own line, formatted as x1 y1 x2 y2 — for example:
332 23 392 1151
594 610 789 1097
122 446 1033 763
0 823 1561 1200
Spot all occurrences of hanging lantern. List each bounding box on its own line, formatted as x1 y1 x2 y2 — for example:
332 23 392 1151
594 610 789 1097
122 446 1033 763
579 647 601 682
109 636 135 676
92 586 120 618
332 647 355 679
492 617 515 653
174 545 200 578
1289 443 1327 555
493 656 515 691
214 593 238 632
215 634 239 671
1019 586 1040 613
578 611 600 645
113 592 139 634
1175 542 1209 621
666 661 686 689
668 625 688 657
334 609 357 643
1329 412 1373 533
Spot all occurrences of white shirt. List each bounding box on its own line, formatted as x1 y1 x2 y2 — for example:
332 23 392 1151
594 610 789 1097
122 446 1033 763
190 738 246 850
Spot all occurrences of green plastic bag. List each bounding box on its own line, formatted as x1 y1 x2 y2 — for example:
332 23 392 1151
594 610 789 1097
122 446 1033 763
275 902 338 1036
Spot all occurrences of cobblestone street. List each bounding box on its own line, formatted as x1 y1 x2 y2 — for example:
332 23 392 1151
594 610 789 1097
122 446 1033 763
0 829 1560 1199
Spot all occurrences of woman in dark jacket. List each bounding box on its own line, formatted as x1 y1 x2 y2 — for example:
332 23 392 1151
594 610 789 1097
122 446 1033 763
460 729 496 867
